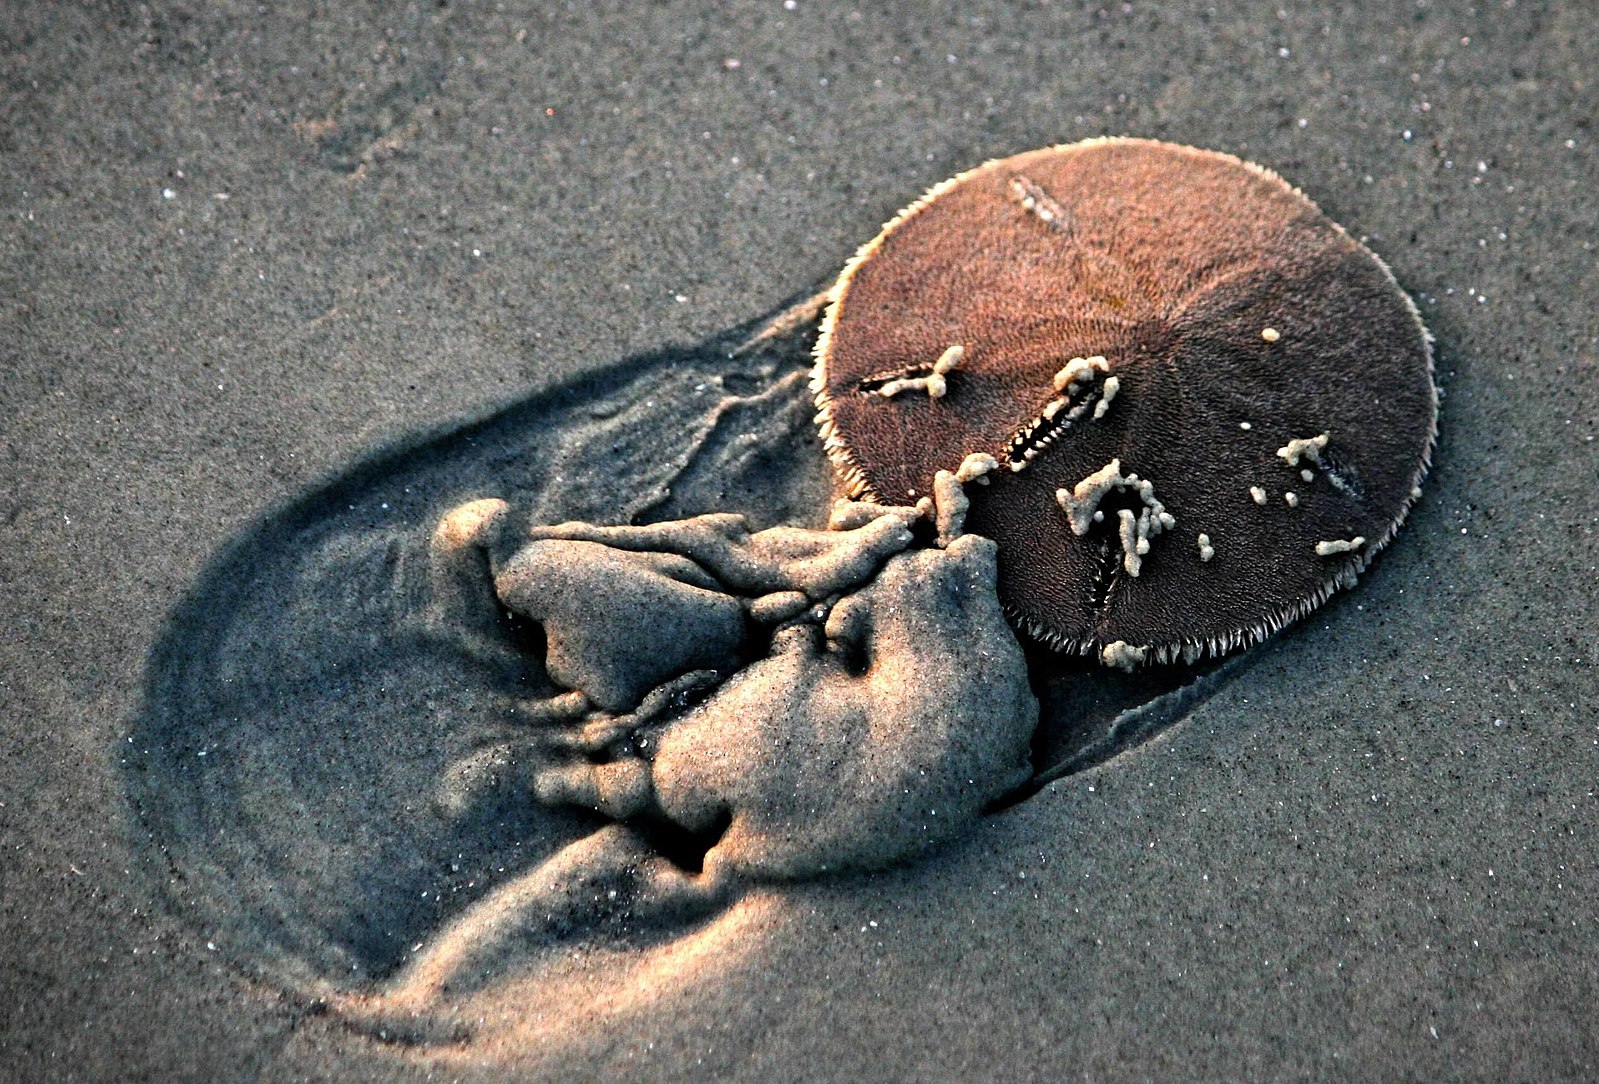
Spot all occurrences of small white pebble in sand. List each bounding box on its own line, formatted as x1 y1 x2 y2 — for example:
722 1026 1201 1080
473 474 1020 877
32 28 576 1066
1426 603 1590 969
1239 421 1252 430
1315 536 1366 556
1261 327 1280 342
1197 533 1215 562
1250 486 1268 505
1301 468 1315 482
1284 491 1299 507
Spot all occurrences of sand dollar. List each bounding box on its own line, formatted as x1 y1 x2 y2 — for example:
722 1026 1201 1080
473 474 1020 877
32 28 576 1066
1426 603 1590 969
813 137 1437 662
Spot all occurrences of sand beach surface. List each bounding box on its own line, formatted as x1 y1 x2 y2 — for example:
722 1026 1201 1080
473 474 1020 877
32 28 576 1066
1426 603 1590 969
3 2 1598 1080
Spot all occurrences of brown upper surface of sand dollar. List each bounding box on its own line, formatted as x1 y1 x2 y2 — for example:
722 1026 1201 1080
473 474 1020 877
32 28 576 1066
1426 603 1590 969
813 137 1437 663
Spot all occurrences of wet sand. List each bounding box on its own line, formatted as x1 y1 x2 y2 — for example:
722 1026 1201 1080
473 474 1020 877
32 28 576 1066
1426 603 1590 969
4 2 1598 1080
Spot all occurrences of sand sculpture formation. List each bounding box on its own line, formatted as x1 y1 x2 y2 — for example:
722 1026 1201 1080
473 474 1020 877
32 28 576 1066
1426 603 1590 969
345 138 1437 1021
379 488 1035 1013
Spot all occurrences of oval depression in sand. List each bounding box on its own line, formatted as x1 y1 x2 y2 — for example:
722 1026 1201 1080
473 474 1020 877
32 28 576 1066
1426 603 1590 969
814 137 1437 663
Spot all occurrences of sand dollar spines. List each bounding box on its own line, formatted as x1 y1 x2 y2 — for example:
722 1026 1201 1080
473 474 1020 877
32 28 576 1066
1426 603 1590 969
813 137 1437 663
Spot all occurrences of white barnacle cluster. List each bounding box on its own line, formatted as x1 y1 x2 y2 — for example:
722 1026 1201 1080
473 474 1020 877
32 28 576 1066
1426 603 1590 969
1055 458 1176 577
1099 640 1147 672
871 343 966 400
1053 354 1108 394
954 451 999 484
1250 431 1333 512
1277 430 1330 467
1007 355 1114 472
1315 536 1366 557
1274 430 1358 502
933 453 1001 545
1009 173 1070 230
1277 430 1362 498
1092 375 1121 420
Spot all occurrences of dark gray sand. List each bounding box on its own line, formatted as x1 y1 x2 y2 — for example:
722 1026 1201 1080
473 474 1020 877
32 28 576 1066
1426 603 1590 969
4 2 1598 1080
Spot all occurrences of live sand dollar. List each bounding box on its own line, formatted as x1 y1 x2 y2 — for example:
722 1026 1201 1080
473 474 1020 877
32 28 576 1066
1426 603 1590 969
129 136 1441 1050
813 137 1437 663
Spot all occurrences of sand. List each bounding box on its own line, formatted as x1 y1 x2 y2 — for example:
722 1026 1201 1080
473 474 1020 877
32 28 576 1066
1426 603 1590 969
4 2 1599 1080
